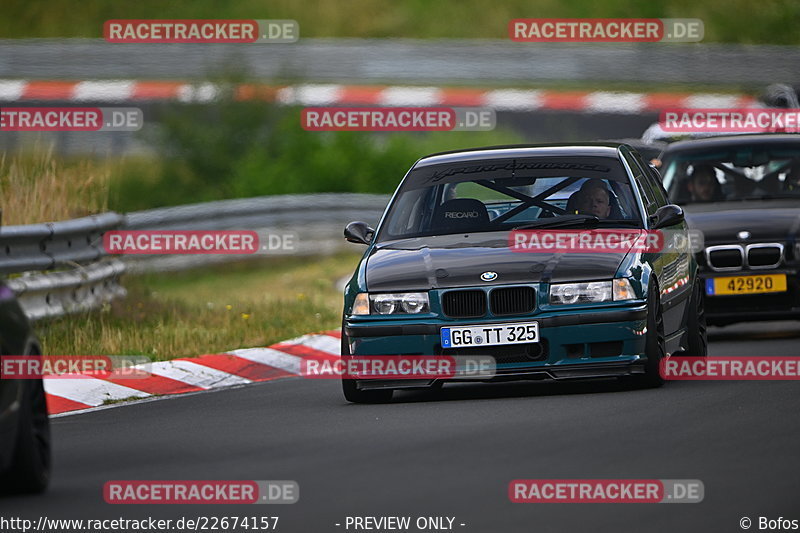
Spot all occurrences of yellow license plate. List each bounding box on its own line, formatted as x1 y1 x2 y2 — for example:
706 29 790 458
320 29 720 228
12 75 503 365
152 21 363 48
708 274 787 296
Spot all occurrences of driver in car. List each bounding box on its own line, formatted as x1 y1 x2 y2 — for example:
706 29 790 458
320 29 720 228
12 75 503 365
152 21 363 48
575 179 612 218
686 164 721 202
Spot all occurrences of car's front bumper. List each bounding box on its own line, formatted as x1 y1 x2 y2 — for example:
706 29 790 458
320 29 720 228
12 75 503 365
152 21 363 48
700 268 800 326
344 304 649 388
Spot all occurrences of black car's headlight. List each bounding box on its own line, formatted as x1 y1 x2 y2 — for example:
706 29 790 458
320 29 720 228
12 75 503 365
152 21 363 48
352 292 430 315
549 279 636 305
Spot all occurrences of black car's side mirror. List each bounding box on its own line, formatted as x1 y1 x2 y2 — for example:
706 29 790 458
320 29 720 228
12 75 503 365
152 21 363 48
344 221 375 245
650 204 685 229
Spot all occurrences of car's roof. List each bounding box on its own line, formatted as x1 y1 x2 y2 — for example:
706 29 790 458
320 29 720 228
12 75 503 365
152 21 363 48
414 143 625 168
662 134 800 155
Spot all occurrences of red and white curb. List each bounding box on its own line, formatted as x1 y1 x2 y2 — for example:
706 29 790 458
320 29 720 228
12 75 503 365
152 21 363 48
0 80 758 114
44 330 341 417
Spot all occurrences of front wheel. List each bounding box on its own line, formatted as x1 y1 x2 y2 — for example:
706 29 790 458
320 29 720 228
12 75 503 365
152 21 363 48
685 280 708 357
623 280 666 388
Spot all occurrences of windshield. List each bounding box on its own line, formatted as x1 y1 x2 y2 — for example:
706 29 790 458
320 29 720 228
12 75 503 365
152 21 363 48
376 156 642 241
661 143 800 204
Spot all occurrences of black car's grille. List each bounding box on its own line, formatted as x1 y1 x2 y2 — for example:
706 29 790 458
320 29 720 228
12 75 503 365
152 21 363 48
748 245 783 268
706 243 784 271
707 246 744 270
490 287 536 316
441 290 486 318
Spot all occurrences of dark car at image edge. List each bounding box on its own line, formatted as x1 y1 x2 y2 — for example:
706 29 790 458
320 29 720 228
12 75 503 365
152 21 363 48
0 281 50 495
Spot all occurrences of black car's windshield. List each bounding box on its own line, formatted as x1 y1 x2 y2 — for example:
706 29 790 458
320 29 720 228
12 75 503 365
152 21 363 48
377 156 642 241
662 143 800 204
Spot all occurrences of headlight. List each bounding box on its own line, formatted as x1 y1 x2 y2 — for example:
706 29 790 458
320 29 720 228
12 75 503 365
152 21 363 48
551 280 630 305
352 292 430 315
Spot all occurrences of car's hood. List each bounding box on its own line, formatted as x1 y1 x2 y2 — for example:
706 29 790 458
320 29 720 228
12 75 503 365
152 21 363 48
683 199 800 245
366 233 632 291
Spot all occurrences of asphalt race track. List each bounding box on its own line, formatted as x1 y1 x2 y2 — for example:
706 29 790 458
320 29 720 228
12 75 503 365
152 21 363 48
5 321 800 533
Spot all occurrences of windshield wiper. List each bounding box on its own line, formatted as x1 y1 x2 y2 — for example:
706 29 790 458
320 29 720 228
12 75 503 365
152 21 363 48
512 215 600 230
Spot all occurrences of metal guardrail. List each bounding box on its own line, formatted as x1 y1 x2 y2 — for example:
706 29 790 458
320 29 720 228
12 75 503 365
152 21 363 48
0 212 123 273
0 194 390 319
0 213 126 320
2 39 799 86
6 260 126 321
122 193 390 272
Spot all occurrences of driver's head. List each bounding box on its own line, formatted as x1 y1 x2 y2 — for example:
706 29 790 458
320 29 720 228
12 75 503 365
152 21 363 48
576 179 611 218
687 164 718 201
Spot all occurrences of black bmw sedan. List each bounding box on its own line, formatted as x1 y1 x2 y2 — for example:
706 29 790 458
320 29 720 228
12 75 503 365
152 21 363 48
658 134 800 325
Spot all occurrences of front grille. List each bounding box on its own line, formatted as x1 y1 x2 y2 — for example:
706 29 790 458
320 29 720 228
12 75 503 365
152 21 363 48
707 246 744 271
747 244 783 268
441 290 486 318
490 287 536 316
706 243 785 271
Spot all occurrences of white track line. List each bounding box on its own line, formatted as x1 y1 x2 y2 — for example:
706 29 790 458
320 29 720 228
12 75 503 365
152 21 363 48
44 377 150 407
226 347 304 375
484 89 543 110
380 86 443 106
145 360 251 389
72 80 135 101
281 334 341 355
585 91 646 114
0 80 26 101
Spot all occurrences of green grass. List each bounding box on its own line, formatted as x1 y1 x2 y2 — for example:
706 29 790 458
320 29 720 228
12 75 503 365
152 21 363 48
38 253 362 360
2 0 798 44
107 105 527 212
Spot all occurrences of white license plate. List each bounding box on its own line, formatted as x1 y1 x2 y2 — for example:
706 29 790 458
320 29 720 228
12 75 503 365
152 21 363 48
441 322 539 348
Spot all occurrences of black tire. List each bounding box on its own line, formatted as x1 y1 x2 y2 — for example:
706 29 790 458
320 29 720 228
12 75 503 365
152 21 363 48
0 378 51 494
340 327 393 404
685 280 708 358
624 280 666 388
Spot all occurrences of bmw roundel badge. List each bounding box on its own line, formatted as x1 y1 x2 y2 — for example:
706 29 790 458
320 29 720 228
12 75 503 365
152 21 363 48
480 271 498 282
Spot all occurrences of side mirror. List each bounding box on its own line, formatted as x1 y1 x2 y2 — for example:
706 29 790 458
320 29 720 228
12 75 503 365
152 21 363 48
650 204 684 229
344 221 375 245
